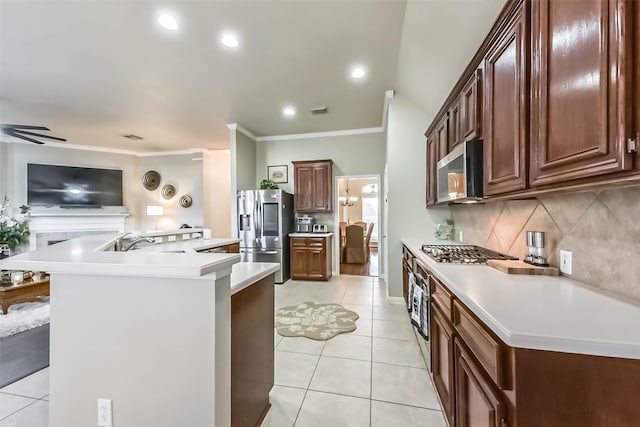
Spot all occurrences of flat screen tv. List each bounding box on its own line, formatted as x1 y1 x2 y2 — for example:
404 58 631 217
27 163 123 207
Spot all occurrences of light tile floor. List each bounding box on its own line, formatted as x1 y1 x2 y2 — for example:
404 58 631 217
0 275 445 427
263 274 446 427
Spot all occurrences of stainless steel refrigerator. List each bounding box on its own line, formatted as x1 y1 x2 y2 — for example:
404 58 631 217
237 189 294 283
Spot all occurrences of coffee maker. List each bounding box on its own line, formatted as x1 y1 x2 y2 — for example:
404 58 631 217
295 215 314 233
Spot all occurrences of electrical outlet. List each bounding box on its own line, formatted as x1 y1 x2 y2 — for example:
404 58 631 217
560 250 572 275
168 235 176 242
459 230 464 242
98 398 112 427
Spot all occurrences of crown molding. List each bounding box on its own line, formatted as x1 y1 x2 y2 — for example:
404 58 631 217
255 126 384 142
226 123 256 140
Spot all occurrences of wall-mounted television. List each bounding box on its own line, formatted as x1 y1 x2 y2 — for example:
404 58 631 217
27 163 123 207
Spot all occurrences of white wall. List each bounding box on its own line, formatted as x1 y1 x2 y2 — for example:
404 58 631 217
138 154 204 231
2 143 140 229
0 143 7 198
203 150 231 237
385 95 450 297
235 132 257 191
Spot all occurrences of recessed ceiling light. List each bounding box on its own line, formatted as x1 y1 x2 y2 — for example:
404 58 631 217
283 106 296 117
351 67 366 79
221 33 239 48
158 14 179 30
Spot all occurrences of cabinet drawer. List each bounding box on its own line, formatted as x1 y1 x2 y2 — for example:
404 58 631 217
453 301 510 389
307 238 325 247
291 238 308 247
431 277 453 323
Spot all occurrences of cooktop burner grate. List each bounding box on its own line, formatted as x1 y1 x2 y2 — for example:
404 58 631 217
421 244 518 264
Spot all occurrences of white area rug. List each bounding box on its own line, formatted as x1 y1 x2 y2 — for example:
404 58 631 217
275 302 359 340
0 297 50 338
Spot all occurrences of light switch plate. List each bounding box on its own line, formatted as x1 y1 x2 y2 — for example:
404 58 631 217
98 398 112 427
560 250 572 275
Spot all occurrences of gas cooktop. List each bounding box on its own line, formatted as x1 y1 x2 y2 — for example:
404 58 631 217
421 244 518 264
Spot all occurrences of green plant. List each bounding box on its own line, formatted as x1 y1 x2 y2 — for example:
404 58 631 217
0 196 30 251
260 179 279 190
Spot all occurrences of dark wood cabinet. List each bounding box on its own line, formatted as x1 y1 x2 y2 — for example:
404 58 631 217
483 1 528 196
431 305 456 427
293 160 333 213
454 338 508 427
290 236 332 281
401 245 414 304
635 0 640 169
426 132 438 207
436 115 449 159
460 70 482 141
529 0 633 186
449 100 462 152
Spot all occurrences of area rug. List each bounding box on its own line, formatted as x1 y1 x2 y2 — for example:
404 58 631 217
275 302 359 340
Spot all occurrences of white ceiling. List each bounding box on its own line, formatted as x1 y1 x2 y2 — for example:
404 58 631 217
0 1 506 153
0 0 406 152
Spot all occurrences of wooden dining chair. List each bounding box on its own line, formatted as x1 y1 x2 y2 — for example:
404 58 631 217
354 221 367 231
344 225 366 264
365 223 374 261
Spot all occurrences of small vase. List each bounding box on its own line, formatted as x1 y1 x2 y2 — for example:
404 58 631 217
0 244 10 260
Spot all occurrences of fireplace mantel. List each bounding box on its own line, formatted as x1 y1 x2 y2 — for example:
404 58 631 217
28 211 129 250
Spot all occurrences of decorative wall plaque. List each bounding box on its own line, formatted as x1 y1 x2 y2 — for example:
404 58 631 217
142 170 161 191
161 184 176 200
179 194 193 208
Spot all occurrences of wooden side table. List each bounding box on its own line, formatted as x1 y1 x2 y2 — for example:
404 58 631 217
0 277 50 314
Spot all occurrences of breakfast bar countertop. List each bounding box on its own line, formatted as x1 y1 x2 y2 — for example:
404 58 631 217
402 238 640 360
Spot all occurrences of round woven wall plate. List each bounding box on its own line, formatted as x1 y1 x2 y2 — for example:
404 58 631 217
142 170 161 191
161 184 176 200
179 194 193 208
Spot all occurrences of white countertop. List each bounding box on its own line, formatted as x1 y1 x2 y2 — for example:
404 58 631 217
289 232 334 237
136 237 240 254
230 262 280 295
0 233 240 279
403 238 640 359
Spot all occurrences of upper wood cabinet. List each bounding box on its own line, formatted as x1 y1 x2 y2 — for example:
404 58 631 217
436 115 449 159
635 0 640 169
449 99 462 152
293 160 333 213
426 132 438 207
460 70 483 141
483 1 528 196
529 0 634 186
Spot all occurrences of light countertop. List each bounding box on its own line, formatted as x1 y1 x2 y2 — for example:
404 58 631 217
0 233 240 279
403 238 640 359
136 237 240 253
230 262 280 295
289 232 334 237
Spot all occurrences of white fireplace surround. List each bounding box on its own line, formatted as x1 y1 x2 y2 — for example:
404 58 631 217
28 212 129 250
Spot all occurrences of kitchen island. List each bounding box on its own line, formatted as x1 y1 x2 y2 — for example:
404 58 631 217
0 231 278 427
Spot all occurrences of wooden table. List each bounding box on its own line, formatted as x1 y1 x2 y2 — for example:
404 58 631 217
0 277 50 314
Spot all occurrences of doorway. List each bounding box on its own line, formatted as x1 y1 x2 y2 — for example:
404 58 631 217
335 176 381 277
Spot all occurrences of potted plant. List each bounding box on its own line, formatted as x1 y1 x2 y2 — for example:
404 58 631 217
0 196 31 259
260 179 279 190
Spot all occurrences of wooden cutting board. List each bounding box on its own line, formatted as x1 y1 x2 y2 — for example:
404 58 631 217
487 259 559 276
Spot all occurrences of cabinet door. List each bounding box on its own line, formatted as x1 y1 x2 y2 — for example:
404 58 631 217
461 70 482 140
311 164 332 212
431 305 456 427
426 133 438 207
455 339 508 427
307 238 326 279
530 0 633 186
436 115 449 158
290 239 308 279
483 3 528 196
449 100 462 151
635 0 640 169
294 166 314 212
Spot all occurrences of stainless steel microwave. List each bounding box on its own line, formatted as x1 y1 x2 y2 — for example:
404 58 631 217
436 139 483 203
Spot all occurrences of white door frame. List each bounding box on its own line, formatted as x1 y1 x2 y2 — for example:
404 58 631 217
333 174 382 277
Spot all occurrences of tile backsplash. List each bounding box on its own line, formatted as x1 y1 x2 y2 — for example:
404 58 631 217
450 185 640 302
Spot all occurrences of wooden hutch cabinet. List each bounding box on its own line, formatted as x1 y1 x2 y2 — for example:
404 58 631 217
292 160 333 213
290 236 332 281
483 0 528 196
529 0 634 186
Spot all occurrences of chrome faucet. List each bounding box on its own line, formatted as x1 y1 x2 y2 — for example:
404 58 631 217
120 237 156 251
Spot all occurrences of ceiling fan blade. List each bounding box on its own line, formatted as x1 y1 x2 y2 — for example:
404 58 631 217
2 130 45 144
0 124 50 131
12 129 67 142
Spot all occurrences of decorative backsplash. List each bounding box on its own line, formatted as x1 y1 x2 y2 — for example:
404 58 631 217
450 185 640 302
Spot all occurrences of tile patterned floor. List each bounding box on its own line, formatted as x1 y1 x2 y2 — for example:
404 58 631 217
0 275 445 427
263 275 446 427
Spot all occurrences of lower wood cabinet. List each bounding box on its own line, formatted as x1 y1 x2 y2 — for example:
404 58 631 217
454 338 508 427
431 304 456 427
290 236 332 281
